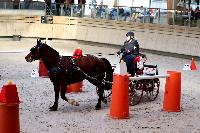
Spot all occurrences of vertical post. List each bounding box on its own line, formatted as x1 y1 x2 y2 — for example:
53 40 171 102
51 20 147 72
158 8 160 23
18 1 20 9
167 0 173 10
114 0 117 7
188 0 191 9
130 7 132 20
105 6 108 19
60 4 64 16
71 4 73 17
117 6 119 20
167 0 177 25
149 0 151 8
132 0 134 7
81 4 84 17
44 1 47 15
143 7 145 23
4 2 6 9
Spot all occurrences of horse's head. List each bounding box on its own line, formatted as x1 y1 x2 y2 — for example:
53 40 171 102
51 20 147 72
134 54 147 70
25 39 43 62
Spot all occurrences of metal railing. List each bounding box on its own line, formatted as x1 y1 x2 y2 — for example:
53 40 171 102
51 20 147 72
0 2 199 28
0 1 45 10
50 3 161 23
48 3 200 27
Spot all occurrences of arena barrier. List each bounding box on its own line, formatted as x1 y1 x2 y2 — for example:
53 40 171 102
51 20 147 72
0 16 200 57
0 50 29 53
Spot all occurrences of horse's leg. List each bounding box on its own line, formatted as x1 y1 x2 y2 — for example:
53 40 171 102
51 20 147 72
49 83 60 111
95 85 104 110
87 78 104 110
60 82 79 106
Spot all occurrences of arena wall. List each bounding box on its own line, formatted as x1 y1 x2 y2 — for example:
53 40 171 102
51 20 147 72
0 9 45 16
0 16 200 57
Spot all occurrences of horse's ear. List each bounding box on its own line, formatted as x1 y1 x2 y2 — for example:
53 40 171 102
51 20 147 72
37 38 42 46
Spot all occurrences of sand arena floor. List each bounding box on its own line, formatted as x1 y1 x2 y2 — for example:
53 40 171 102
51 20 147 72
0 38 200 133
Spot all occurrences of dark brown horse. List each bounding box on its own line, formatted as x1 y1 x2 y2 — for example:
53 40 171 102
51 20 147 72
25 39 113 111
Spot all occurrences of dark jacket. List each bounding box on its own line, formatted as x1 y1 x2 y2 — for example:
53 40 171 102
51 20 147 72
118 39 139 56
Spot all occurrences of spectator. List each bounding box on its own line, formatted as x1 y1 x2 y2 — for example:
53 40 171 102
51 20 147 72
24 0 31 9
64 0 71 16
194 7 200 20
188 7 195 20
100 6 106 19
13 0 20 9
177 0 184 13
91 6 97 18
55 0 62 16
112 8 117 20
138 6 146 17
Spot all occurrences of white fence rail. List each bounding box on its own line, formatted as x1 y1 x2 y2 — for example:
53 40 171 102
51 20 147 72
130 74 169 81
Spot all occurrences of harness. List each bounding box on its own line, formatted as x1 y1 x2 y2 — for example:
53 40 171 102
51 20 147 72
34 42 111 85
57 56 112 85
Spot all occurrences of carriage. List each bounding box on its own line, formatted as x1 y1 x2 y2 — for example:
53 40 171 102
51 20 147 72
102 53 160 106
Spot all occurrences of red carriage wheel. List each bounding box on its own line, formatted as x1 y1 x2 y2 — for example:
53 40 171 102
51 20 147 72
103 89 112 103
146 78 160 101
129 80 144 106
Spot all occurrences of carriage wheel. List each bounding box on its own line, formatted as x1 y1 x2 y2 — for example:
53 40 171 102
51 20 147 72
129 80 144 106
103 89 112 103
146 78 160 101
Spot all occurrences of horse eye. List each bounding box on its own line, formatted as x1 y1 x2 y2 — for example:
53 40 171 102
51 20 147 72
30 47 36 53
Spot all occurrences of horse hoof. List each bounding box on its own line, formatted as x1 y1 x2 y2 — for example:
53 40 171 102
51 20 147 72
95 105 101 110
102 98 107 104
49 105 58 111
49 108 57 111
68 99 79 106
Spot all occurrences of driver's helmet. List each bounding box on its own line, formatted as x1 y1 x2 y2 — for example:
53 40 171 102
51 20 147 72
126 31 134 37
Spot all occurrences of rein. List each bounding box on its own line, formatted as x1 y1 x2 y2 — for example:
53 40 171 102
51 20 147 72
64 56 112 85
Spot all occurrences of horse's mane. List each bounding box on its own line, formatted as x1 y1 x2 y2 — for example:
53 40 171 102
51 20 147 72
40 43 60 57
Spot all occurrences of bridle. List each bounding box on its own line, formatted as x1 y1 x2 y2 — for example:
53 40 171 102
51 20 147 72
29 42 45 61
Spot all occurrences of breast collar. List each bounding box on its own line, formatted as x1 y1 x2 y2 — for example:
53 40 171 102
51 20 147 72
58 56 78 72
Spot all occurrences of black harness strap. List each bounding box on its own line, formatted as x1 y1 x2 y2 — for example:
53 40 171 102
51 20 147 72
67 56 112 85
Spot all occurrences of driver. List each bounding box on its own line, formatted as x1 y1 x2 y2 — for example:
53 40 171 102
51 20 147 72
117 31 140 74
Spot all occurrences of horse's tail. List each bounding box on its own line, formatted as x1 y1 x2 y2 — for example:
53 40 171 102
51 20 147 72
101 58 113 90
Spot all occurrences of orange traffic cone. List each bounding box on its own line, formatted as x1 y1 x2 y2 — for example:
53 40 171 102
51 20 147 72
163 71 181 112
66 82 83 93
0 80 19 104
39 60 49 78
110 74 129 119
66 48 84 94
190 58 197 70
0 80 20 133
